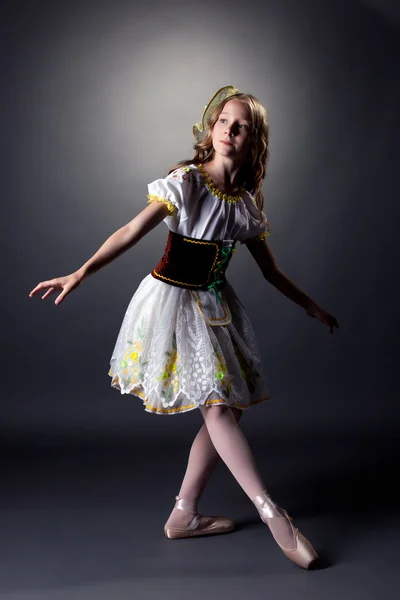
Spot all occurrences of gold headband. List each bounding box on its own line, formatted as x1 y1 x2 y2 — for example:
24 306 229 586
193 85 239 143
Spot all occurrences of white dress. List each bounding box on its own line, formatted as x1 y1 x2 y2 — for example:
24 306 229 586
108 163 272 415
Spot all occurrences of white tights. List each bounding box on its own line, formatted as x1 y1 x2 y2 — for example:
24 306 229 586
166 405 268 529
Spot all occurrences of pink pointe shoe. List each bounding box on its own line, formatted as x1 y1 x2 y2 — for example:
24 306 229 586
164 496 235 539
254 490 318 569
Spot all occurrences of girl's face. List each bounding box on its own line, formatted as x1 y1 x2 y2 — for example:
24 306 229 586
211 99 252 163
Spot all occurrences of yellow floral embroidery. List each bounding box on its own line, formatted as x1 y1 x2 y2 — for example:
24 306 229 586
157 332 180 402
118 317 149 389
132 340 143 352
171 166 196 185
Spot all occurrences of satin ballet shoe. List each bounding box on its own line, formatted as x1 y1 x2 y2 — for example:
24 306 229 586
254 490 318 569
164 495 235 539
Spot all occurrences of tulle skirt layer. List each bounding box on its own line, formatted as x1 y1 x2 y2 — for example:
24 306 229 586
108 274 271 415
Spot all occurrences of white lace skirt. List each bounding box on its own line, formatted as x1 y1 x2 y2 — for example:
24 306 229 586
108 274 271 415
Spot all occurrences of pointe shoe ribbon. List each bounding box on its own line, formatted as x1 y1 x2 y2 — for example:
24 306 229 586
164 495 235 539
254 490 318 569
174 496 202 530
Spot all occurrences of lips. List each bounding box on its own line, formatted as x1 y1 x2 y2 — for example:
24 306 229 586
220 140 233 146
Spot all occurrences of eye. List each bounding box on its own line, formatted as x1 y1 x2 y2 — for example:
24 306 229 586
220 119 227 124
239 124 249 129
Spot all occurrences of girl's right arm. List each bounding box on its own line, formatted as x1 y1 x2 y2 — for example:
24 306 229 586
29 201 170 305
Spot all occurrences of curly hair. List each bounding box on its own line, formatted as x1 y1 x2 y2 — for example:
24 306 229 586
166 92 270 218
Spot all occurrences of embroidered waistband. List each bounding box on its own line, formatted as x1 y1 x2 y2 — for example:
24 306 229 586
151 230 236 302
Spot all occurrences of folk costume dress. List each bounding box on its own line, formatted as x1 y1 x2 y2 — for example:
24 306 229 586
108 163 272 415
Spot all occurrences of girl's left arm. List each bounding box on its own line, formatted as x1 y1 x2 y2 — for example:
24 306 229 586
244 238 339 334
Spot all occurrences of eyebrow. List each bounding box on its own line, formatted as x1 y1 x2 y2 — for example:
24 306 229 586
220 111 251 122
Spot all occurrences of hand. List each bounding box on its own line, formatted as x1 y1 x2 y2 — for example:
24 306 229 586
29 271 84 306
306 301 339 334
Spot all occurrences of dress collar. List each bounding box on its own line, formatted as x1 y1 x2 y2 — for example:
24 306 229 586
195 163 244 204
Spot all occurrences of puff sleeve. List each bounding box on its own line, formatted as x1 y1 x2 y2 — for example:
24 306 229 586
146 167 191 224
238 191 271 245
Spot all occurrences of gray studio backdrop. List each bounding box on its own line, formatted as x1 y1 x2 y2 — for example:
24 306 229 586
3 0 399 442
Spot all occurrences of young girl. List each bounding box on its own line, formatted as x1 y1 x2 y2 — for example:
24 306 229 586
29 85 338 570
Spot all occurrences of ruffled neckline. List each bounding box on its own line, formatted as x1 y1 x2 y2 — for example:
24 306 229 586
194 163 244 204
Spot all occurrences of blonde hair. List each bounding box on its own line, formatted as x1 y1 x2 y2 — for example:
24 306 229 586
166 92 270 217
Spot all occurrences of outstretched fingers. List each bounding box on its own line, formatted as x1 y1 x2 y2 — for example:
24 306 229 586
29 272 83 305
29 280 59 299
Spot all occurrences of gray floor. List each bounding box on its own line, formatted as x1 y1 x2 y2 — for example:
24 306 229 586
0 435 398 600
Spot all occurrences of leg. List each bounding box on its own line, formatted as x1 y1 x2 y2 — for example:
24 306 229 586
165 406 243 530
198 405 318 569
199 405 266 500
178 406 243 501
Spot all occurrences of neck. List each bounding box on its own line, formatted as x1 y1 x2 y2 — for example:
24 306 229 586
202 156 245 191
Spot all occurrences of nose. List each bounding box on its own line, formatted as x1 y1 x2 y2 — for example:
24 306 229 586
224 123 237 137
